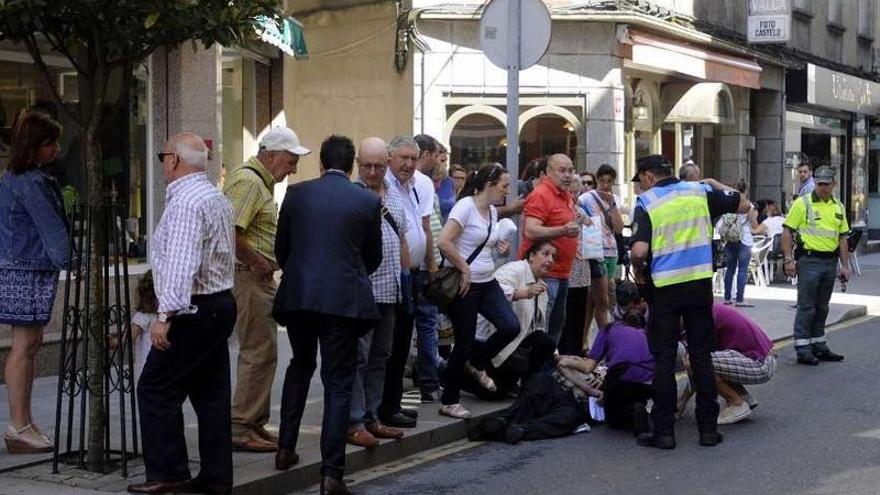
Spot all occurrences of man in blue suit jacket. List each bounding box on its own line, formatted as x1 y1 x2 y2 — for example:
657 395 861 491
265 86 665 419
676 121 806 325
272 135 382 495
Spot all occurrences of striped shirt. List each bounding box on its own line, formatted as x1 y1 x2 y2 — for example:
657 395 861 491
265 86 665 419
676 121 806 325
369 180 407 304
152 172 235 313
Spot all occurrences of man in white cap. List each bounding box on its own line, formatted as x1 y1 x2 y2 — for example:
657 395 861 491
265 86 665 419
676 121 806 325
223 126 310 451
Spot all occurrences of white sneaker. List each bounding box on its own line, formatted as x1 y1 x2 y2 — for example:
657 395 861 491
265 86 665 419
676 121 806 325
718 401 751 425
742 393 758 409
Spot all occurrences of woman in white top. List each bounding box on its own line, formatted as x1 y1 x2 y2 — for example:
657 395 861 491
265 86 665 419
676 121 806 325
760 201 785 238
437 163 519 419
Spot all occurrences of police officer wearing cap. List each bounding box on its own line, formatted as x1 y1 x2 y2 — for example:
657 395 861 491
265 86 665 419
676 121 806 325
781 166 849 366
629 154 750 449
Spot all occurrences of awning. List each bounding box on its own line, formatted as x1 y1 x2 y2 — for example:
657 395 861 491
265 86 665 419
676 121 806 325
256 16 308 59
622 29 762 90
662 82 734 125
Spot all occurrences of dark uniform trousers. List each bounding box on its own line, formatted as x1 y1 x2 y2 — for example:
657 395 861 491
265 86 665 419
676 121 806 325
647 279 719 436
137 290 236 486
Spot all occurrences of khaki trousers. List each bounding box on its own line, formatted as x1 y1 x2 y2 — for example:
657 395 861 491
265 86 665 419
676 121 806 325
231 270 278 435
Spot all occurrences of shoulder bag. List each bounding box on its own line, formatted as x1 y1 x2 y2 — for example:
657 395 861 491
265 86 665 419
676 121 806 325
424 213 493 310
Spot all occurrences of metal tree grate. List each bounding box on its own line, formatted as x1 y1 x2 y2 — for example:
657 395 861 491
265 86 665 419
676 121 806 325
52 197 138 476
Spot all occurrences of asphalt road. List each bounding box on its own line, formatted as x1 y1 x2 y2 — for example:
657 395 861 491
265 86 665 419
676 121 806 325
346 317 880 495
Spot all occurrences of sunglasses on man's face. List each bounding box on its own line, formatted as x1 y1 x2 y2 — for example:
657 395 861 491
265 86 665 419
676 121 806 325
584 181 595 186
157 152 176 163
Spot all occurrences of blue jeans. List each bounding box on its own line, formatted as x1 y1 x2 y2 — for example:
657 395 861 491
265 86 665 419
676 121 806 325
723 242 752 303
545 277 570 344
414 270 441 393
441 280 520 405
350 304 396 427
793 256 837 355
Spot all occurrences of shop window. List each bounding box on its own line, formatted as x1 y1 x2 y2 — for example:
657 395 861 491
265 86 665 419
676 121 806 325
0 52 150 262
519 114 577 171
221 50 258 173
449 112 506 170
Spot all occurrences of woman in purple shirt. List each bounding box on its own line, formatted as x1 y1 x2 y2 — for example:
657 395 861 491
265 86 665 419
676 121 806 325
557 308 654 434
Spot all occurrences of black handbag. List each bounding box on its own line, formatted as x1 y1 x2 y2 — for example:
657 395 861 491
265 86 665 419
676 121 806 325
424 217 492 310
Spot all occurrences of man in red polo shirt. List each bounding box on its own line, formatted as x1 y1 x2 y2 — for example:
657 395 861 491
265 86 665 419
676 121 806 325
519 153 581 344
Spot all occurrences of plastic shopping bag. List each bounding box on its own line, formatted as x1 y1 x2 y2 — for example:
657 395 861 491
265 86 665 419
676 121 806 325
580 216 605 261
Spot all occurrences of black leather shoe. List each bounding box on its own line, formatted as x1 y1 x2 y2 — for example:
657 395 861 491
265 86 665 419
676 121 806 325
814 349 844 362
400 408 418 419
503 424 526 445
636 433 676 450
320 476 353 495
797 354 820 366
275 448 300 471
381 412 417 428
632 403 650 437
127 479 192 494
699 431 724 447
482 417 509 440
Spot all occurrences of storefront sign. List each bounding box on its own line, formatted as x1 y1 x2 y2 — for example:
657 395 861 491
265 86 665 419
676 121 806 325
747 0 791 44
787 64 880 116
256 16 308 59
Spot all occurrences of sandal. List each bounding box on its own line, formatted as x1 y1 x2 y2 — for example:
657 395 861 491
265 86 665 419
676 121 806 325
3 424 53 454
465 363 497 392
439 404 472 419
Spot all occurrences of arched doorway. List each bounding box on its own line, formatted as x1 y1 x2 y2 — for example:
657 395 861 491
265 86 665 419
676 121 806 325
519 112 578 170
448 111 507 170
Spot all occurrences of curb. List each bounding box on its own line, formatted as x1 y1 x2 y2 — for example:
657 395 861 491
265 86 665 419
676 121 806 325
231 403 509 495
770 303 870 345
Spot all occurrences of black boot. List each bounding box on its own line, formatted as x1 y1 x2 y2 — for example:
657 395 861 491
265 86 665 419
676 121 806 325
814 348 844 362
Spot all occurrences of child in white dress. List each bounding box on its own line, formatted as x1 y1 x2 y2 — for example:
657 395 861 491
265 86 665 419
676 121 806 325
130 270 157 387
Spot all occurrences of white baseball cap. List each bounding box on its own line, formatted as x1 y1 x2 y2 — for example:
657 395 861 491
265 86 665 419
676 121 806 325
260 127 311 156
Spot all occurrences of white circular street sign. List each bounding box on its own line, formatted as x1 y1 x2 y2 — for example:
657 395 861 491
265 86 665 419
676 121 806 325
480 0 552 70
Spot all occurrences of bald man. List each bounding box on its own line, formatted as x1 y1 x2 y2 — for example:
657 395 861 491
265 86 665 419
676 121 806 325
519 153 581 344
130 133 237 494
345 138 411 448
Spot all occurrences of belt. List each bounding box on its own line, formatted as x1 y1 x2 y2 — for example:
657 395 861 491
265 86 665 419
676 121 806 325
803 250 838 259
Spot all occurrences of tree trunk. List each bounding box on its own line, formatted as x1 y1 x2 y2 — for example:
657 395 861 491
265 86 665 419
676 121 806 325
85 122 106 473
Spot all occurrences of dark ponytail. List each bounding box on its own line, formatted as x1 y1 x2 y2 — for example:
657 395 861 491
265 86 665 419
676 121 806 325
457 163 506 200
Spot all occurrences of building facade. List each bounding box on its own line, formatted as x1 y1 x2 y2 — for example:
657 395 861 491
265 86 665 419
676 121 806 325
287 0 880 244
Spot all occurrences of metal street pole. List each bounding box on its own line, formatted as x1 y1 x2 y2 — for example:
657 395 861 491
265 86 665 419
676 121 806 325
506 0 521 258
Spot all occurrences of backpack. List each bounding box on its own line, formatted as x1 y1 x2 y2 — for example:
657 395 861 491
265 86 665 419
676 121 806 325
718 214 743 243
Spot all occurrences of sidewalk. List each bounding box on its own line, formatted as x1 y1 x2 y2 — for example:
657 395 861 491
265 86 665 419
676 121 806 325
1 254 878 494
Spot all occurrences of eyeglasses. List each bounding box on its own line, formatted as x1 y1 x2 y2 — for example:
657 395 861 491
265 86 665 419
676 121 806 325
157 152 176 163
359 162 387 172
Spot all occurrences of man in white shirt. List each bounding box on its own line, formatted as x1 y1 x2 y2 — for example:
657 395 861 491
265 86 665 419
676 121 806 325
412 134 444 402
129 133 236 495
379 136 430 428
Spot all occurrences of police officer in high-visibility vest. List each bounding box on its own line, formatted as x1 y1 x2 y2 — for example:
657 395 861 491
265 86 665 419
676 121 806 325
629 155 750 450
782 166 849 365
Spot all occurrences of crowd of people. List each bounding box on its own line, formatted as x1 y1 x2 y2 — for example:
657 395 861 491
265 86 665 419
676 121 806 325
0 109 853 495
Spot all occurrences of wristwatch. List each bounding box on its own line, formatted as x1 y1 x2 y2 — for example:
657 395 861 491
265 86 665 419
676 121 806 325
157 311 172 323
